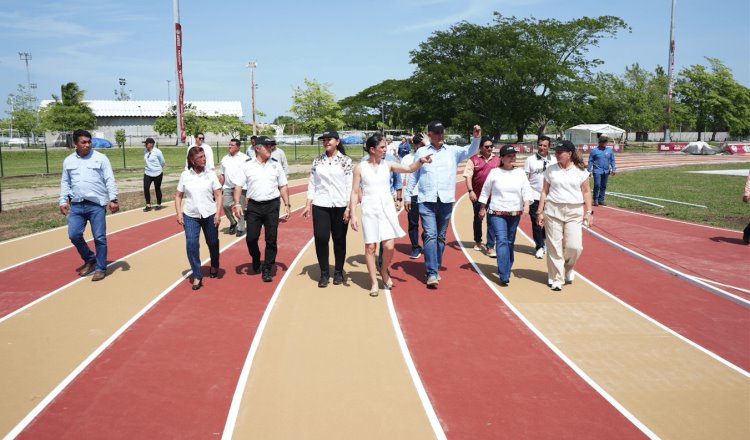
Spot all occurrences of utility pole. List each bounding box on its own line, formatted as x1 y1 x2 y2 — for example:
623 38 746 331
18 52 32 87
173 0 186 144
248 61 257 136
167 79 171 104
664 0 676 142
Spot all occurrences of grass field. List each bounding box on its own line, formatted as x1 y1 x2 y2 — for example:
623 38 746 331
609 162 750 230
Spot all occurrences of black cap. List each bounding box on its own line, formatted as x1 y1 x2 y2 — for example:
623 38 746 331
318 130 340 140
256 136 277 146
555 140 576 152
499 144 518 156
142 137 155 144
427 121 445 133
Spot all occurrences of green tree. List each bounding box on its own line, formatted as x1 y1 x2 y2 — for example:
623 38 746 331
115 129 126 148
408 14 629 141
675 58 750 140
40 82 96 133
339 79 421 131
272 115 302 135
290 78 345 143
153 103 210 138
6 84 41 145
208 114 251 138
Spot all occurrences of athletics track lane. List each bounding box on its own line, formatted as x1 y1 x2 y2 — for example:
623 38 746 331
0 185 308 319
388 192 645 439
12 194 311 439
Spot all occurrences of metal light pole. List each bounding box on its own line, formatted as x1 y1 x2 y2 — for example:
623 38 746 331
18 52 32 87
248 61 257 136
663 0 676 142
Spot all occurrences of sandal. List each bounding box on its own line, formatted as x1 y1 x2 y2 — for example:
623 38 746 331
369 287 379 297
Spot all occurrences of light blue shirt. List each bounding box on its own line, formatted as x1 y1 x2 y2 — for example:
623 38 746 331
361 153 402 193
59 149 118 206
587 146 616 175
407 138 480 203
144 147 165 177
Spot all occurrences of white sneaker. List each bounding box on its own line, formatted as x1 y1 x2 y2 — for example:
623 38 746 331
551 281 563 291
535 248 545 259
473 243 484 251
487 248 497 258
565 270 575 284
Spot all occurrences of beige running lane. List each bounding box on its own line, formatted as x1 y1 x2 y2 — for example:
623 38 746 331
229 206 436 439
453 195 750 439
0 192 308 437
0 208 172 270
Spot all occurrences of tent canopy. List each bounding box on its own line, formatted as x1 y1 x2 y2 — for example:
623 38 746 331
564 124 625 145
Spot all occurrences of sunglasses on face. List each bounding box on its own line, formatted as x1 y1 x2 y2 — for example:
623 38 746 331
197 137 204 140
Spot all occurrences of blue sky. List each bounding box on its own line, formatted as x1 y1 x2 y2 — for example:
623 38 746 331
1 0 748 123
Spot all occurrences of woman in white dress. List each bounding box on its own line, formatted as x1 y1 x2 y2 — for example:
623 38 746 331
349 134 432 297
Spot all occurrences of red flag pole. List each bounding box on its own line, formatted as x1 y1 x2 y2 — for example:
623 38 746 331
173 0 186 144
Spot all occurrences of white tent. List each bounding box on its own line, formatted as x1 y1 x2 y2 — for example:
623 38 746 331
564 124 625 145
681 141 721 155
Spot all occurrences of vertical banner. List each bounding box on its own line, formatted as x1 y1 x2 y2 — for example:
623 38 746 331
175 22 186 144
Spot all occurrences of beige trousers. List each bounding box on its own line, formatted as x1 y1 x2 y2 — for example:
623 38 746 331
543 201 584 284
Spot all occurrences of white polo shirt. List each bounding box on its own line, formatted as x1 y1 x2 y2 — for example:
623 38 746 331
234 158 288 202
176 168 221 218
524 153 556 199
543 163 590 204
220 152 250 190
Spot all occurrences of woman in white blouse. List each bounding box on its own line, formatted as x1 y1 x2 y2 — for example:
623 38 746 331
478 145 532 286
302 130 354 288
536 140 594 291
175 146 222 290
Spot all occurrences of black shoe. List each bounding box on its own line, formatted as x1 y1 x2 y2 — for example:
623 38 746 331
262 267 273 282
236 230 245 237
192 279 203 291
318 272 329 288
500 279 509 286
333 271 344 285
209 267 219 278
229 225 237 235
143 205 152 212
744 230 750 245
154 205 163 210
252 260 261 274
599 201 607 206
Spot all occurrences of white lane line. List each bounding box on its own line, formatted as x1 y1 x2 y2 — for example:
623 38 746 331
221 236 314 440
0 213 174 273
2 233 247 440
690 276 750 295
451 195 660 439
584 227 750 308
385 287 447 440
602 205 742 233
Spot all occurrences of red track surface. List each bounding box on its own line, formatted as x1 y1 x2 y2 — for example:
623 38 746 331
18 213 311 439
390 203 645 439
591 206 749 296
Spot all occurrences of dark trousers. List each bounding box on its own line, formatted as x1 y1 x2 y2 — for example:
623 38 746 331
408 195 421 250
593 172 610 203
245 198 280 267
143 173 163 205
183 214 220 280
472 200 495 247
529 200 546 250
312 205 348 274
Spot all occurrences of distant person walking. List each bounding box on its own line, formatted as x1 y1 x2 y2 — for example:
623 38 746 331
406 121 481 288
397 136 411 158
59 129 119 282
478 145 532 286
524 135 556 258
350 134 431 297
587 135 616 206
536 141 593 292
175 146 222 290
142 137 165 212
187 132 215 171
401 133 427 258
219 138 249 237
464 136 499 257
302 130 353 287
231 136 291 283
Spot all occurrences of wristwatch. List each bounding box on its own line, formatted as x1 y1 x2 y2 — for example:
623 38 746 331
396 198 403 201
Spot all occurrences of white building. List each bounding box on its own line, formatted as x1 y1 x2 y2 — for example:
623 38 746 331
40 100 243 146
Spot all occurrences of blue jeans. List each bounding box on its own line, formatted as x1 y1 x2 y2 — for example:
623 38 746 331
67 200 108 272
488 214 521 282
183 214 220 280
419 200 453 277
593 172 610 203
472 200 495 248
